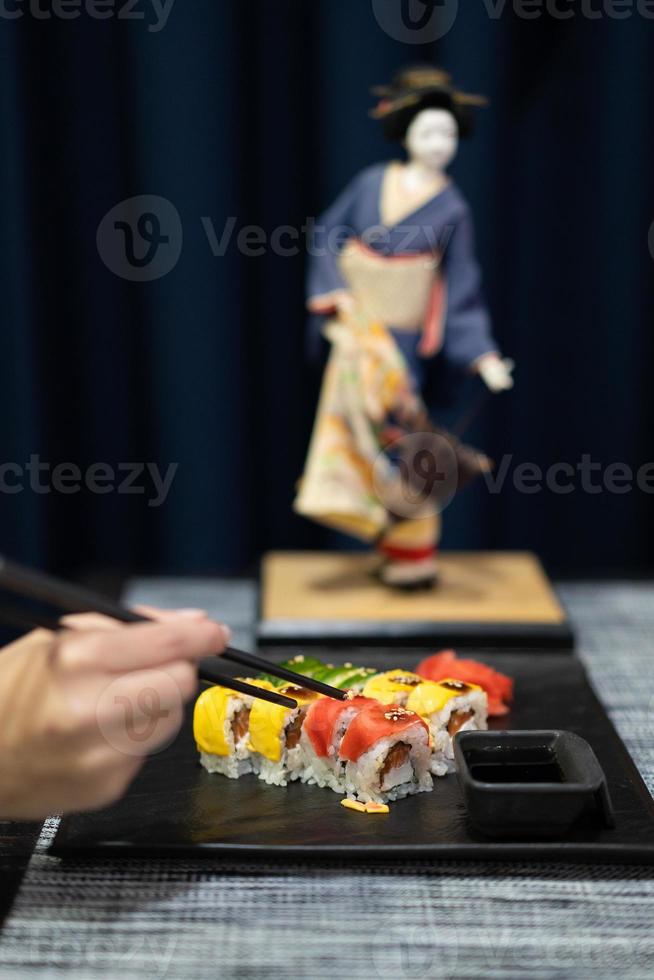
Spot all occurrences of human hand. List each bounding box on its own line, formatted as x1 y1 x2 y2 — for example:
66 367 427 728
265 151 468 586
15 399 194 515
474 353 515 393
0 615 229 819
59 604 211 632
334 290 357 316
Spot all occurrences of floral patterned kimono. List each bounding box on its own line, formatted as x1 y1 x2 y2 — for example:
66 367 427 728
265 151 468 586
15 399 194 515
294 162 498 562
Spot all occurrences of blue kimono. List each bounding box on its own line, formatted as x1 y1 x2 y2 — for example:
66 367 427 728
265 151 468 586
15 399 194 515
295 162 497 547
307 162 498 391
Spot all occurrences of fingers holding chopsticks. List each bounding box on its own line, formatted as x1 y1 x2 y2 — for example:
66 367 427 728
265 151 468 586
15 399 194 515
57 616 231 672
60 603 219 631
0 616 234 819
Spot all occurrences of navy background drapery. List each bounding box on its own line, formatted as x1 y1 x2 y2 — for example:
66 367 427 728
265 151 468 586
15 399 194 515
0 1 653 577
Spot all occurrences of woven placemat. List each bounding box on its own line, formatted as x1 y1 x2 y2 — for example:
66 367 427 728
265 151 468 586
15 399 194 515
0 582 652 979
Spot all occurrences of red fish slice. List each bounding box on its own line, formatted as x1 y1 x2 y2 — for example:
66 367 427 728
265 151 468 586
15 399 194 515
416 650 514 717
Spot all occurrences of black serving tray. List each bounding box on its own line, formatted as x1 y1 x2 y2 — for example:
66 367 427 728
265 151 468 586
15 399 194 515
50 650 654 864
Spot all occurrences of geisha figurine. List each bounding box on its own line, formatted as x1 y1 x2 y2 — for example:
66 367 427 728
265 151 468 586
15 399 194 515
294 67 514 589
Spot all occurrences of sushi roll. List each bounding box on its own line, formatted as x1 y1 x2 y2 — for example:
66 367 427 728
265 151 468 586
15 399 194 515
406 678 488 773
339 703 433 804
248 684 323 786
362 669 424 707
301 695 375 792
193 679 275 779
280 655 377 694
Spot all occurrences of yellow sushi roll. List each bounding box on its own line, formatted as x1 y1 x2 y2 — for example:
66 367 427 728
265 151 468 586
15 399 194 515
194 678 276 778
362 669 424 706
406 678 488 774
194 685 233 757
406 678 483 718
248 686 320 763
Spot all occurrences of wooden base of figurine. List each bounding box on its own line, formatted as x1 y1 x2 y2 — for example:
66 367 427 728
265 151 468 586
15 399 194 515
258 551 573 650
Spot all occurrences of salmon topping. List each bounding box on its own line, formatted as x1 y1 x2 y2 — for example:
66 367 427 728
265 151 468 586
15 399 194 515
379 741 411 784
231 707 250 743
447 709 475 737
285 708 308 750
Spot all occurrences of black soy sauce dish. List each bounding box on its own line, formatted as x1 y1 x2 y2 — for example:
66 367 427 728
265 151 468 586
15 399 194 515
453 730 615 840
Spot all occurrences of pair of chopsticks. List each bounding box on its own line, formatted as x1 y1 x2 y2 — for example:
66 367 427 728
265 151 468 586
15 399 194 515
0 555 348 710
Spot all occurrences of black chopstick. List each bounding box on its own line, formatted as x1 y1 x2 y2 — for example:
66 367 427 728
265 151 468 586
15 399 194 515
0 571 298 711
0 555 144 623
219 649 348 700
0 555 347 703
195 668 298 708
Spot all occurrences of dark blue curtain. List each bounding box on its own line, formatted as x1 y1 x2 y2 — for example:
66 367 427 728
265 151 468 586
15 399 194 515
1 1 653 577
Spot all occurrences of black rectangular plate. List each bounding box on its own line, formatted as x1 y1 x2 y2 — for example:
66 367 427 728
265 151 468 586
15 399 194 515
50 650 654 864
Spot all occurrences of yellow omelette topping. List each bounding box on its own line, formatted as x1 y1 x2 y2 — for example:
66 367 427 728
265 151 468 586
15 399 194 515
193 679 275 757
341 798 367 812
364 802 390 814
362 669 423 704
248 686 320 763
340 799 390 814
406 678 482 718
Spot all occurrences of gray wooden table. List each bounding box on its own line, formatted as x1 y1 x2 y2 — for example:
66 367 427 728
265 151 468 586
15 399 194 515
0 581 652 980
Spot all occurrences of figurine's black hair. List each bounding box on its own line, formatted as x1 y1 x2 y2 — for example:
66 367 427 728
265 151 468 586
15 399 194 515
371 66 483 143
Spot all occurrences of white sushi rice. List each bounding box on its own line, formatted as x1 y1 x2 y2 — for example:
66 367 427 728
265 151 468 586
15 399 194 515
199 752 251 780
250 706 308 787
343 723 433 805
198 694 252 778
298 703 361 793
251 756 290 787
425 689 488 771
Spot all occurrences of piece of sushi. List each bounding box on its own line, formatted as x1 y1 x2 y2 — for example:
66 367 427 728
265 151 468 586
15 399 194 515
406 678 488 774
301 695 376 792
193 679 275 779
339 702 433 804
280 655 377 693
416 650 514 716
361 669 424 706
248 684 323 786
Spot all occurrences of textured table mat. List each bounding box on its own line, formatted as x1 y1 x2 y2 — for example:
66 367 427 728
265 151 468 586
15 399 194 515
0 581 653 979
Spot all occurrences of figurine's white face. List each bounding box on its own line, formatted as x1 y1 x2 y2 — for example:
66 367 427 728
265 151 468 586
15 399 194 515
404 108 459 173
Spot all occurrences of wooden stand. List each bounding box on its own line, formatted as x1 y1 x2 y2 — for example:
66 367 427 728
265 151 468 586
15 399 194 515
258 551 573 649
